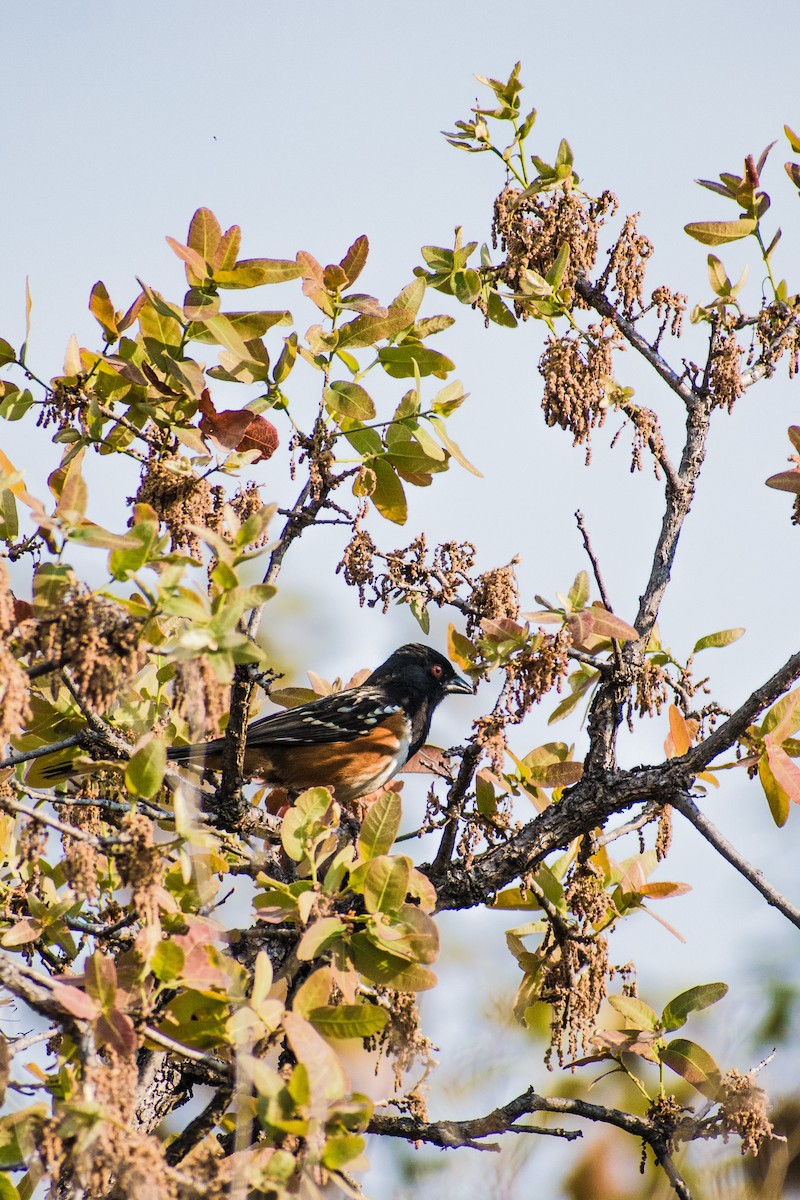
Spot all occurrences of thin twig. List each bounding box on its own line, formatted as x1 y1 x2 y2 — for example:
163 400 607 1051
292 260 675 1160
575 509 623 671
0 733 86 770
0 793 131 846
141 1025 230 1077
671 792 800 930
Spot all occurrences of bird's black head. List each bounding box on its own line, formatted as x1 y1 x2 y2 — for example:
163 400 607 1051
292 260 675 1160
368 643 473 703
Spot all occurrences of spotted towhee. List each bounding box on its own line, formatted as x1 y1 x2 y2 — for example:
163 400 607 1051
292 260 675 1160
167 643 473 803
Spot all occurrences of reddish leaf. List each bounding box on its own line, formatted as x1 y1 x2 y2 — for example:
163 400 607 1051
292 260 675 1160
187 207 222 262
587 605 640 642
401 744 449 774
50 982 100 1020
664 705 698 759
766 469 800 493
95 1007 138 1058
237 414 279 462
12 598 32 625
480 616 527 642
590 1028 661 1062
89 281 118 340
765 736 800 804
198 388 278 462
339 235 369 286
165 236 208 281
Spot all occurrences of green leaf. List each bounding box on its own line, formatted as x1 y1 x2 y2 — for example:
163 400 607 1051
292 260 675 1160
0 338 17 367
321 1133 367 1170
282 1011 349 1103
0 386 34 421
125 737 167 800
567 570 590 610
661 982 728 1032
350 932 437 991
684 219 757 246
452 268 482 304
370 458 407 524
358 791 402 860
427 414 482 476
660 1037 722 1099
486 291 518 327
214 258 303 288
692 628 745 653
0 490 18 542
758 752 791 827
325 381 376 421
607 994 660 1030
296 918 348 962
351 855 411 915
367 904 439 963
308 1003 388 1039
292 967 333 1017
187 207 222 263
0 1174 21 1199
785 124 800 154
706 254 730 297
152 940 185 983
378 345 454 379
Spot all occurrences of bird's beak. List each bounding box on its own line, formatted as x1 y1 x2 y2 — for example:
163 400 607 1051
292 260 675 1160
445 672 474 696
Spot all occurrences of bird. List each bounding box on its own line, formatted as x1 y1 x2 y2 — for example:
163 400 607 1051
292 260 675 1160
166 643 473 804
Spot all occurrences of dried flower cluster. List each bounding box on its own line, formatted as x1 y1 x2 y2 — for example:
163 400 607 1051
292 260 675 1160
655 804 673 860
508 628 572 719
541 866 621 1067
539 324 617 460
603 214 654 318
467 564 520 636
756 301 800 379
650 285 687 344
338 529 478 613
634 658 670 718
22 592 146 712
492 185 617 313
720 1069 774 1156
708 331 744 412
36 381 87 432
134 459 221 556
116 811 163 924
0 560 31 749
375 987 435 1105
173 657 230 740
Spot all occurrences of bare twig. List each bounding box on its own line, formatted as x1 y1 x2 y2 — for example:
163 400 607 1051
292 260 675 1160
575 509 624 671
594 801 662 848
671 792 800 930
575 510 614 613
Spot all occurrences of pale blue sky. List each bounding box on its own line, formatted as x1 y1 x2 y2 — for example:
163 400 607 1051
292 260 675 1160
2 2 799 1192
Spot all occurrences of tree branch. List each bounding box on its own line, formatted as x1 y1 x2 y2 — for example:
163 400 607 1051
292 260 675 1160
369 1086 693 1199
575 276 695 407
682 648 800 772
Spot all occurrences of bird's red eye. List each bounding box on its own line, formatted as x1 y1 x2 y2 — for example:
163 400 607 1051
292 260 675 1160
431 664 443 679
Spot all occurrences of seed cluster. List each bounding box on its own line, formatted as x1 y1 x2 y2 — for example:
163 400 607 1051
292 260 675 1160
720 1069 774 1156
492 185 617 314
0 561 31 749
539 325 617 460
